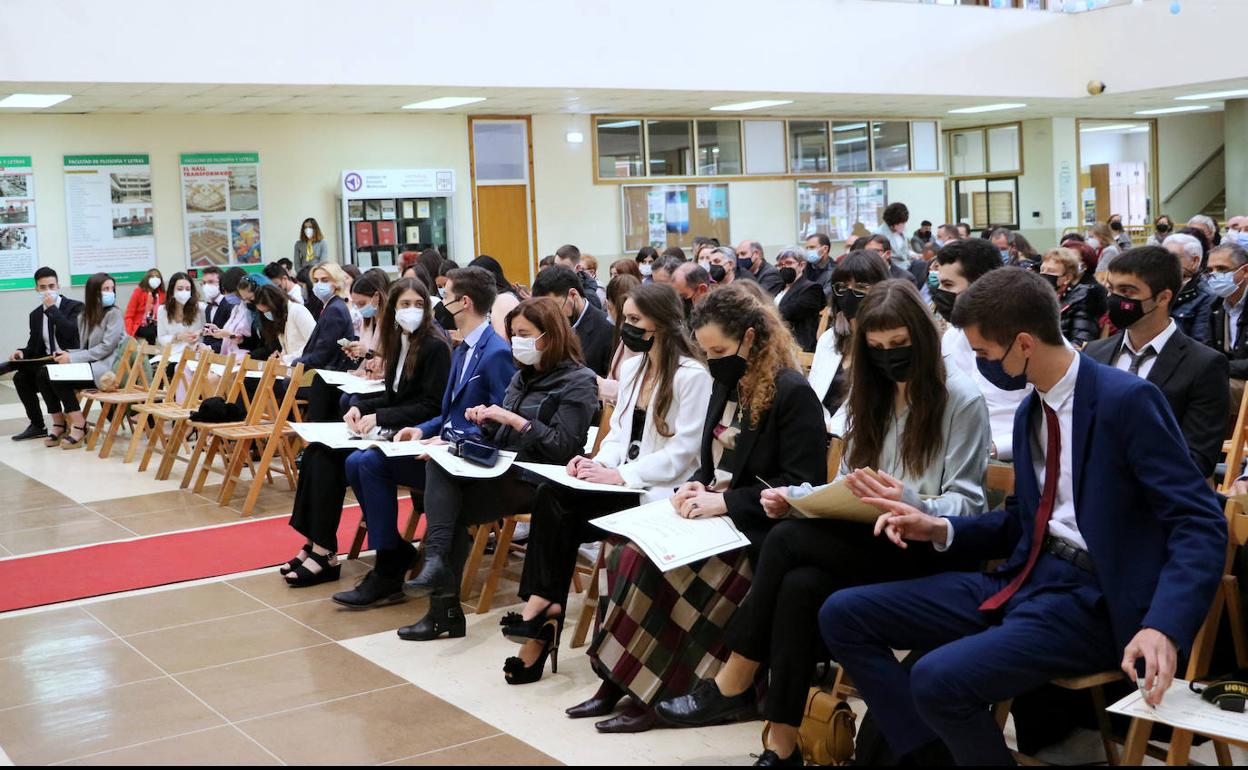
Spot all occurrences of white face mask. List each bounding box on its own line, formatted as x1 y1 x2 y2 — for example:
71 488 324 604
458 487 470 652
288 283 303 300
202 283 220 301
39 289 58 302
313 282 334 301
639 263 653 277
148 276 161 290
511 334 544 366
173 289 192 305
304 227 314 239
395 307 424 333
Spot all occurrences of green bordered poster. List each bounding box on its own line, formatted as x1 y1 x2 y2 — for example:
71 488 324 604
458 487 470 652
0 156 38 290
179 152 262 269
63 154 155 285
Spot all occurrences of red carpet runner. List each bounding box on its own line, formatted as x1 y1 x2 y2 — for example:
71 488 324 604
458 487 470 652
0 501 420 612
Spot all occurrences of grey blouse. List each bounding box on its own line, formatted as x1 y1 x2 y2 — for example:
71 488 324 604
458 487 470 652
67 307 125 384
293 239 327 272
788 368 991 520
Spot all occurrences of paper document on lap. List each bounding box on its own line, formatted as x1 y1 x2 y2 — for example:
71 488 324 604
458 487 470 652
516 461 644 495
593 499 751 571
785 478 881 523
290 421 390 451
316 369 386 394
46 362 94 382
416 442 516 478
1108 679 1248 744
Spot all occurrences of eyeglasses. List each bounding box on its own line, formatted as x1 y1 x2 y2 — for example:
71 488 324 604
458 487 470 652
832 283 871 298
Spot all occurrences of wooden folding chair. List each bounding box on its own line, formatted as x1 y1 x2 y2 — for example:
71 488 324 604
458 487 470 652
797 351 815 375
199 362 305 516
79 337 139 432
144 351 240 481
179 356 263 489
348 486 424 560
85 342 169 459
815 306 831 339
124 345 197 465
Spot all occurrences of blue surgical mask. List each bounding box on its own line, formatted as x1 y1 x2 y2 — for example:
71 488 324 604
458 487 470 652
805 250 821 264
263 310 275 321
1000 249 1011 263
933 239 946 249
1206 271 1242 299
101 291 116 307
975 337 1029 391
927 271 939 289
313 282 334 300
359 303 377 319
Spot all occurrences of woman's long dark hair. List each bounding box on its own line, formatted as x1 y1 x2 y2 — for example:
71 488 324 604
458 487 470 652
606 274 641 352
377 277 445 382
351 271 390 334
470 254 513 295
82 272 116 333
845 279 947 478
253 284 289 347
830 250 890 355
622 283 701 437
163 272 200 326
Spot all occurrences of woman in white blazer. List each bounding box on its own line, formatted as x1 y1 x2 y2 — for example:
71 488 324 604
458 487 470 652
808 251 889 436
498 282 712 682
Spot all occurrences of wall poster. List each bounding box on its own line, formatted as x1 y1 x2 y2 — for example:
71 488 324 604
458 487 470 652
180 152 262 268
63 154 155 285
0 156 38 290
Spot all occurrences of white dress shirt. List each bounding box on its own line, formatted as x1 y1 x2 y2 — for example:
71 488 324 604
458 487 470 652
43 296 63 354
457 319 490 385
1113 319 1177 380
1228 295 1245 349
774 287 789 306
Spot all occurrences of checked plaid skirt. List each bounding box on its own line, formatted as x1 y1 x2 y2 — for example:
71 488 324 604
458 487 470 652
586 537 753 707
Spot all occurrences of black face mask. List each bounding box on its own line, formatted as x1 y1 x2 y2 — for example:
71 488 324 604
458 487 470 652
1107 292 1154 329
1040 273 1060 292
1156 223 1171 234
867 345 913 383
434 302 458 331
836 290 865 321
619 321 654 353
932 287 957 320
778 267 797 286
707 340 748 386
708 264 727 283
975 336 1029 391
245 301 257 312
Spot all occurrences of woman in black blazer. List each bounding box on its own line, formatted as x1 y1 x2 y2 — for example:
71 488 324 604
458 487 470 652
283 277 451 586
774 247 827 352
573 283 827 733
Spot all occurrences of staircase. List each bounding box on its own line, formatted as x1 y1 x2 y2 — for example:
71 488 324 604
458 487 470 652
1202 189 1227 223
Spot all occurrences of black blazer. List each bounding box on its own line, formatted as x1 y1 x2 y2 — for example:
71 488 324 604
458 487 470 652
354 333 452 430
749 262 786 296
573 302 615 378
692 367 828 548
22 298 83 358
202 297 238 353
1208 296 1248 380
1085 328 1228 478
777 277 826 352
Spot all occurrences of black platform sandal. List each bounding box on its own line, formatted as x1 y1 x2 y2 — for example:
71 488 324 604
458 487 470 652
503 610 565 645
503 619 560 685
284 551 341 587
280 543 314 575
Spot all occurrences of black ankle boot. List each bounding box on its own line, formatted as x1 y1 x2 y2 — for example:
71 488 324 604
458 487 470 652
403 553 456 599
397 594 466 641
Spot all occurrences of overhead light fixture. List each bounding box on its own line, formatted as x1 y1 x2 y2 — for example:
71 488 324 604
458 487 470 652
402 96 486 110
565 131 584 144
709 99 794 112
0 93 72 109
947 103 1026 114
1176 89 1248 101
1079 123 1142 133
1134 104 1210 115
598 120 640 129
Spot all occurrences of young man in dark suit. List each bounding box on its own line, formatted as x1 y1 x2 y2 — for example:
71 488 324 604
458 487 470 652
2 267 83 440
198 266 237 354
774 249 825 352
1085 246 1228 478
819 268 1227 766
531 265 614 377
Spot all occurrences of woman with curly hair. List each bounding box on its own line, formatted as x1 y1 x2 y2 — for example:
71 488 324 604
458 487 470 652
570 282 828 735
655 279 990 766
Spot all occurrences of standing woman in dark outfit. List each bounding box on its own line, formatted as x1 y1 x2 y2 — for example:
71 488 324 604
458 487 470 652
399 297 599 641
283 277 450 586
568 283 828 734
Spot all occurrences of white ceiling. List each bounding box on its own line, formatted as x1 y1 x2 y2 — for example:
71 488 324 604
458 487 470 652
0 80 1243 128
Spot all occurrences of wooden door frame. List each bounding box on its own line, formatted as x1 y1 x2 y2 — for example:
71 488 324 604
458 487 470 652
468 115 539 285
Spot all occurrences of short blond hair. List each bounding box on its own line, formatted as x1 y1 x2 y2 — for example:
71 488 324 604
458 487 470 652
1042 247 1082 280
311 262 349 298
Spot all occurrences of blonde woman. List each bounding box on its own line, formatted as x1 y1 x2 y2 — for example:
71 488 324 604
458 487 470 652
297 262 357 370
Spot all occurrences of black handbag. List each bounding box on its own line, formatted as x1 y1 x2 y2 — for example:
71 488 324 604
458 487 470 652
441 426 500 468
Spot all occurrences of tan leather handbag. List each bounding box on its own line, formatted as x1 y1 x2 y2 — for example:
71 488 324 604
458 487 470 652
761 689 857 766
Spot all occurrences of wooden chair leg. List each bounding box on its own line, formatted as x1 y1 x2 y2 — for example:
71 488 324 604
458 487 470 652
349 520 368 560
85 402 111 450
1121 717 1153 766
570 548 605 649
192 434 220 492
403 511 422 542
1223 575 1248 668
98 403 127 459
1165 729 1194 766
1214 741 1234 766
1089 686 1119 766
460 524 494 600
239 438 277 516
137 416 164 472
218 438 249 506
155 420 188 480
992 699 1013 732
477 518 517 614
123 413 150 464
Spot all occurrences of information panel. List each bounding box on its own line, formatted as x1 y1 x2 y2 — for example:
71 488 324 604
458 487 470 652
63 154 155 285
0 156 38 290
180 152 263 268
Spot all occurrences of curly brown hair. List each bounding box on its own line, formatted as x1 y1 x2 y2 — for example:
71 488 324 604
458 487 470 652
690 283 798 426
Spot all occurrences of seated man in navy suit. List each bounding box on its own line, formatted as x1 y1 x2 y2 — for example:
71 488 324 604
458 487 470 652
334 265 516 612
819 268 1227 766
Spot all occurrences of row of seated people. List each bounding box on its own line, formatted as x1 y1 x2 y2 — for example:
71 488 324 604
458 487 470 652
267 247 1226 765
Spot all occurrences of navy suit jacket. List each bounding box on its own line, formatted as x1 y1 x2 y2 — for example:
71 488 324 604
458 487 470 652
296 295 356 371
415 323 515 439
949 354 1226 654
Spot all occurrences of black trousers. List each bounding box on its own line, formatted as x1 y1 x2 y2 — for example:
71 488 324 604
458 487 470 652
288 443 352 551
13 365 52 426
304 374 352 423
723 518 972 727
422 462 537 596
517 483 642 609
33 368 95 415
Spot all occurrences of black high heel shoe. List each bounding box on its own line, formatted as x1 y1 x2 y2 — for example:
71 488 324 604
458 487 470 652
284 551 341 587
280 543 313 576
502 609 564 645
503 619 560 685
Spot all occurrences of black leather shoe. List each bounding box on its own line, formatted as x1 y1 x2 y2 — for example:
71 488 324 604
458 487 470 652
397 594 466 641
754 748 803 767
403 554 456 599
655 678 756 727
331 570 406 609
11 424 46 441
594 704 658 734
566 681 626 719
